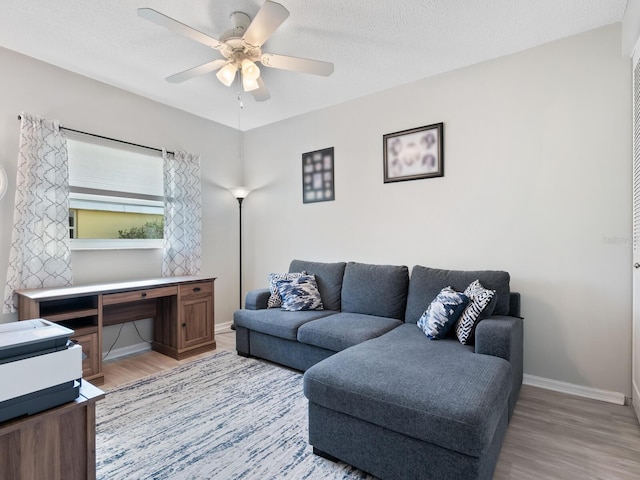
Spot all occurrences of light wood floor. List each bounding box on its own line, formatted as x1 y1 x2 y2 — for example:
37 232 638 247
100 330 236 390
101 330 640 479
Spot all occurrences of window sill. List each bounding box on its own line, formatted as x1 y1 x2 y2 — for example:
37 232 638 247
71 239 163 251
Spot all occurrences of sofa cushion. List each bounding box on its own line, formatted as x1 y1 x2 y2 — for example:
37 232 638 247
289 260 346 311
455 280 496 345
267 271 306 308
277 275 324 311
341 262 409 320
417 286 469 339
405 266 511 323
297 312 402 352
303 323 512 457
233 308 336 341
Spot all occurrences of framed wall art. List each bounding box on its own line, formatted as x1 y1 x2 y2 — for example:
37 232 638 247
383 122 444 183
302 147 335 203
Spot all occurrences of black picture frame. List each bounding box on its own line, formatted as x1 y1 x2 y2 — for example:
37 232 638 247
383 122 444 183
302 147 335 203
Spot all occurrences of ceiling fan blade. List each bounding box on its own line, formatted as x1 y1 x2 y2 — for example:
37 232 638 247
250 77 271 102
138 8 224 50
166 59 227 83
242 1 290 48
261 53 334 76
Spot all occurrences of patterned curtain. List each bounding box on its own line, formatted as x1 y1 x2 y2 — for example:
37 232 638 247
3 113 73 313
162 150 202 276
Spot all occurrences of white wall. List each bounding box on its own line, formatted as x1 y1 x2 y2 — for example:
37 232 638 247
0 46 242 352
243 24 633 396
626 0 640 420
623 0 640 56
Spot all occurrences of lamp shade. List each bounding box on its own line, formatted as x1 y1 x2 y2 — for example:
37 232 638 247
216 63 238 87
241 59 260 81
229 186 252 199
242 75 259 92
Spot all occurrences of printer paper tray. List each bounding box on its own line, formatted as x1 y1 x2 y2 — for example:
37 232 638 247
0 380 81 423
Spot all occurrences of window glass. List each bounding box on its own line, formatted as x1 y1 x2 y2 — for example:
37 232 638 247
66 138 164 248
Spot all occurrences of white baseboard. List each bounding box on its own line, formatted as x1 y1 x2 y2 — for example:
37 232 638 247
103 323 232 363
523 374 626 406
215 321 233 333
633 379 640 420
104 342 151 362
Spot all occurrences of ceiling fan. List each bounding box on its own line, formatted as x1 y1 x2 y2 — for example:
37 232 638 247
138 1 334 102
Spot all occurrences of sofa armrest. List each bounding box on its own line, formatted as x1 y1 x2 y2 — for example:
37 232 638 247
475 316 522 363
245 288 270 310
474 315 523 420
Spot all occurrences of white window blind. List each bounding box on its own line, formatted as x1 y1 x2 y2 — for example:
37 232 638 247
67 138 163 198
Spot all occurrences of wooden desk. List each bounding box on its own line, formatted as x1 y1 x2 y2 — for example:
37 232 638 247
16 276 216 384
0 382 105 480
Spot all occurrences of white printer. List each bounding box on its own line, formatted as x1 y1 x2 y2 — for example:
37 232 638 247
0 319 82 423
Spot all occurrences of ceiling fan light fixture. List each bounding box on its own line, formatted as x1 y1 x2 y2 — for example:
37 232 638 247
242 75 259 92
216 63 238 87
241 59 260 81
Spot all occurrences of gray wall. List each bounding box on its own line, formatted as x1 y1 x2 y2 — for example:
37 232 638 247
243 24 633 396
0 46 242 352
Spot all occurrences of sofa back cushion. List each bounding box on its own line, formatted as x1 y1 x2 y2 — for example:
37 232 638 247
405 265 511 323
341 262 409 320
289 260 346 311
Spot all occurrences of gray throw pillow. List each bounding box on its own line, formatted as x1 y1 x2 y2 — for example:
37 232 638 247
267 271 305 308
276 275 324 311
417 286 469 339
455 280 496 345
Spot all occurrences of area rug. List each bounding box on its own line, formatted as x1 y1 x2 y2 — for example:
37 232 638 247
96 351 375 479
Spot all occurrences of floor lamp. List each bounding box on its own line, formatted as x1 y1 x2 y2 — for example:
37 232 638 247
229 186 251 329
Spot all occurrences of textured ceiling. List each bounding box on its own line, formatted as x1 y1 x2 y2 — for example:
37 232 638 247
0 0 628 131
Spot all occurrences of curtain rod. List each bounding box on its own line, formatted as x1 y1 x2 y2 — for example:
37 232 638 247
17 115 174 156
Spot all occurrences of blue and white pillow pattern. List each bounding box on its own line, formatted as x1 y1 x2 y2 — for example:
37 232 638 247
276 274 324 311
417 286 469 339
267 271 306 308
454 279 496 345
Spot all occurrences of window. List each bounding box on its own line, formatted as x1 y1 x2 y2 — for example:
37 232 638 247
69 209 77 239
66 137 164 250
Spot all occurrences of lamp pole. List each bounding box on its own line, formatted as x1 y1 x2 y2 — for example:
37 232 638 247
229 187 251 330
237 195 244 311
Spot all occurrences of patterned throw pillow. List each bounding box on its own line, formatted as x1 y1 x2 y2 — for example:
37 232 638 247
267 271 306 308
455 279 496 345
276 275 324 311
417 286 469 339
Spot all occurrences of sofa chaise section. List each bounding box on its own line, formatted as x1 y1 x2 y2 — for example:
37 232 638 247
303 265 523 480
304 325 512 480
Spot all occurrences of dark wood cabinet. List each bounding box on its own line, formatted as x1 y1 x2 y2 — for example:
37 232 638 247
74 331 99 378
0 382 105 480
180 290 214 350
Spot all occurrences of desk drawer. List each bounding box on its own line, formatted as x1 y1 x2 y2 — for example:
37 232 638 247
179 281 213 299
102 286 178 305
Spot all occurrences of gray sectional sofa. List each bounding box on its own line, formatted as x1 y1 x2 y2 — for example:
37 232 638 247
234 260 523 480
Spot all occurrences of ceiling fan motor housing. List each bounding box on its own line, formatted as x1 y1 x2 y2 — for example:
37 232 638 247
220 11 250 41
219 11 262 66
